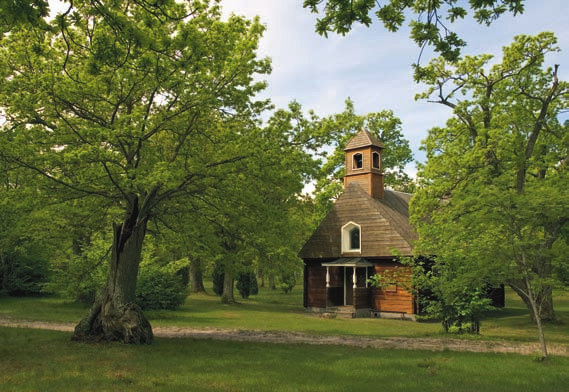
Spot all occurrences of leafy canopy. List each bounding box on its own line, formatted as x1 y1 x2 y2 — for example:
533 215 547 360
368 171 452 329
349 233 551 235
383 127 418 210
303 0 525 61
411 32 569 329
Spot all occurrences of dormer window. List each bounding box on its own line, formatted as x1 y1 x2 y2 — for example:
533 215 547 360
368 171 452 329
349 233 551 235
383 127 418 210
372 152 381 169
352 153 363 170
342 222 361 253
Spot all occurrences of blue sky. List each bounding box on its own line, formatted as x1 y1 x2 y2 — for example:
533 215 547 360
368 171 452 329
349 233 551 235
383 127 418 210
221 1 569 175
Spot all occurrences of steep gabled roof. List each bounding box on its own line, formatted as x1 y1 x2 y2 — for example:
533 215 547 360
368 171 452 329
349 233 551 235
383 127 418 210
345 129 384 151
299 183 416 259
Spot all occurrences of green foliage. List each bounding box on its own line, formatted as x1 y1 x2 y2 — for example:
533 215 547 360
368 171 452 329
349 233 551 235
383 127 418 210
0 166 53 297
411 33 568 354
0 244 50 297
0 0 49 35
134 238 190 311
45 234 109 305
409 258 494 334
278 274 296 294
367 270 399 290
303 0 525 61
212 263 225 297
0 0 274 318
236 271 258 299
553 237 569 287
135 262 189 311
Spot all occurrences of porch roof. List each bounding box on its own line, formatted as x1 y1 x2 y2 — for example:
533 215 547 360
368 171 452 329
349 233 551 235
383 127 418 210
321 257 374 267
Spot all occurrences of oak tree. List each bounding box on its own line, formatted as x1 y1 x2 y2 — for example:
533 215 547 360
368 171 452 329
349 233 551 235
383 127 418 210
411 32 569 358
303 0 525 61
0 0 271 343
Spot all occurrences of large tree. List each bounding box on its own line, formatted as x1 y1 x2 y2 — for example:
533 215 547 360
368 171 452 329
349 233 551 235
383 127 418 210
0 0 271 343
411 32 569 357
195 107 322 302
303 0 525 61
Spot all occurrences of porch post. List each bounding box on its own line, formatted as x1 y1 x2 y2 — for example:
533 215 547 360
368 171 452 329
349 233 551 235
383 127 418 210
353 267 357 288
326 267 330 288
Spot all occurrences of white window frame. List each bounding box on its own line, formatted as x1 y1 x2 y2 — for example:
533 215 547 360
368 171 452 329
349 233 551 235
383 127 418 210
341 221 361 253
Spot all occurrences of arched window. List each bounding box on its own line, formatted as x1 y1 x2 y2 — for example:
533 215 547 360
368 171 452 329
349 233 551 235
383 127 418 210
372 151 380 169
341 222 361 253
352 153 363 169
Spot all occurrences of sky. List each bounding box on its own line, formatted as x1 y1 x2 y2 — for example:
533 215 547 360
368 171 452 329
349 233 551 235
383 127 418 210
219 1 569 175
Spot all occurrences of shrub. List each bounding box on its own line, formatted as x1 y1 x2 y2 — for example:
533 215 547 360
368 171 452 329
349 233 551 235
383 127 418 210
236 271 258 299
212 263 224 297
136 262 188 311
278 274 296 294
0 244 50 297
45 235 108 305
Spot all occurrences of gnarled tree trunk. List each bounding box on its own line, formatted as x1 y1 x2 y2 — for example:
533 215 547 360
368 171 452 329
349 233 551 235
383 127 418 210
72 201 153 344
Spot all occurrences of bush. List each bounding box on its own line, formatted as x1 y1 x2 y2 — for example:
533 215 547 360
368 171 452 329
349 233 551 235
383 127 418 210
45 235 108 305
136 263 188 311
0 244 50 297
212 263 224 297
236 271 258 299
278 274 296 294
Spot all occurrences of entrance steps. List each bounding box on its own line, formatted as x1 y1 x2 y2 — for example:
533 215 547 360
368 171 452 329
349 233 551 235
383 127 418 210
322 306 358 319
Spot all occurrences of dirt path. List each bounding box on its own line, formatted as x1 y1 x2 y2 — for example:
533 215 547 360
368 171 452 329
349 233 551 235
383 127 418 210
1 317 568 356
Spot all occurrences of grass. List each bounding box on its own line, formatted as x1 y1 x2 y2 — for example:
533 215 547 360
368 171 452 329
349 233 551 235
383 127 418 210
1 327 569 392
1 286 569 391
2 285 568 344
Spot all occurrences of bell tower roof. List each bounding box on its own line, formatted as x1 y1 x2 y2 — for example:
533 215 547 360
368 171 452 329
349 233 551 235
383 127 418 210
345 129 384 151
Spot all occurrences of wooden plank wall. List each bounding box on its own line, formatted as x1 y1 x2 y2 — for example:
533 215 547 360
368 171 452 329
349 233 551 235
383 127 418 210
354 288 370 308
305 265 326 308
371 264 414 314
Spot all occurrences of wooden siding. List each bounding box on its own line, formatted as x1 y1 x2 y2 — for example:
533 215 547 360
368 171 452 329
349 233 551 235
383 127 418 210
305 261 415 313
344 171 385 200
354 288 371 308
345 147 383 177
371 264 414 314
304 265 326 308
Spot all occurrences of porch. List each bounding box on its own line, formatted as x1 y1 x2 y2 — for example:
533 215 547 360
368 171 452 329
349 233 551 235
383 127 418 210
322 258 373 317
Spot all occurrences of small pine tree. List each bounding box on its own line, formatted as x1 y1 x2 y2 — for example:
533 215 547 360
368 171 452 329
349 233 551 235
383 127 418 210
236 271 258 299
212 263 224 297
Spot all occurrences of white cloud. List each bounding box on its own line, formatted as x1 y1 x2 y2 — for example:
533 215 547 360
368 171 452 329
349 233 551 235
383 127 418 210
221 0 569 171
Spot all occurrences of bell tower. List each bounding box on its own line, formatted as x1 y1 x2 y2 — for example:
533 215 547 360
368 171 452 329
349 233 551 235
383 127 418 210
344 129 384 199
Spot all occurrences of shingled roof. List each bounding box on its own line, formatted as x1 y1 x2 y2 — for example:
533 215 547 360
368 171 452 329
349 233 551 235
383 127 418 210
298 183 417 259
345 129 384 151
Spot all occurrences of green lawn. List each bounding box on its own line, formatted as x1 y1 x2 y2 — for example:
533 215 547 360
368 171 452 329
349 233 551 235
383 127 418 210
1 287 569 391
1 327 569 392
2 285 568 344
